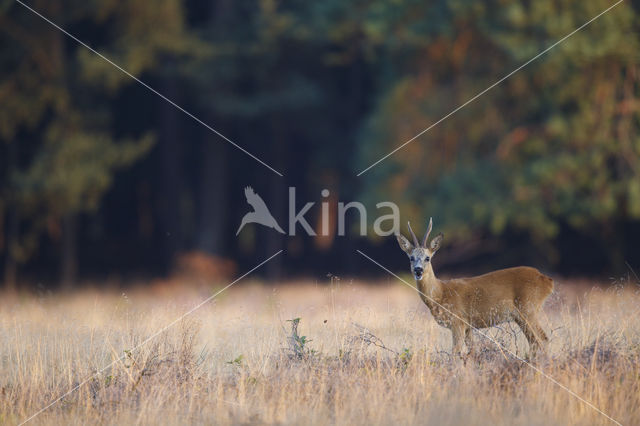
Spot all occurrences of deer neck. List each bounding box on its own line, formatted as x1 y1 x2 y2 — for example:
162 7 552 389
416 263 443 309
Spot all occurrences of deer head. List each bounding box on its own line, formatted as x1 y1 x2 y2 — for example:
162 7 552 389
396 217 444 280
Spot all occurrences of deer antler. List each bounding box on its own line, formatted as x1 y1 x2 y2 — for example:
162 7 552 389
407 222 419 247
422 217 433 247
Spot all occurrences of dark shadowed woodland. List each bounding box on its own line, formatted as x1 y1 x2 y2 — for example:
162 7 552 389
2 0 640 289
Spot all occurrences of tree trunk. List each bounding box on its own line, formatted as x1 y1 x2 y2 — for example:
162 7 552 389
197 141 228 255
60 213 77 290
265 120 286 281
195 0 233 258
339 41 367 276
156 77 183 270
3 138 18 291
3 208 18 292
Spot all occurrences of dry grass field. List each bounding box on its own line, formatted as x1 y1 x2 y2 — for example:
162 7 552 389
1 277 639 425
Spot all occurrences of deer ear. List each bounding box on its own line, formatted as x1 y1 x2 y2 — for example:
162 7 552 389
430 232 444 252
396 234 414 254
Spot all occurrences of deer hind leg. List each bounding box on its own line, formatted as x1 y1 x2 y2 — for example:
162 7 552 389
514 314 547 358
464 327 474 363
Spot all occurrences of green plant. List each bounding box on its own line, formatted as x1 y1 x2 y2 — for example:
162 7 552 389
287 318 313 359
226 355 244 367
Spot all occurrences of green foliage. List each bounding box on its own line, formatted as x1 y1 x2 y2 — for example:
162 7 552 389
356 0 640 265
226 354 244 367
76 0 203 92
16 130 154 215
398 347 413 369
2 0 640 279
0 0 189 267
286 317 314 359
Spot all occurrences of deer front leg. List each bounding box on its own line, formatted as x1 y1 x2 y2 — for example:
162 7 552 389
451 326 466 363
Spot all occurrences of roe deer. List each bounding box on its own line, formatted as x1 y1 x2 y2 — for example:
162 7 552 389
396 218 553 360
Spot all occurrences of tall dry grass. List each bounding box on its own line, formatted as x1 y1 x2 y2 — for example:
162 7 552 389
1 278 639 425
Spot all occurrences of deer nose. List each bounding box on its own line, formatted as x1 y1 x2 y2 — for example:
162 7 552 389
413 267 423 275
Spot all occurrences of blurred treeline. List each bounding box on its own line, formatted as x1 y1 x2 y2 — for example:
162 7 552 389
1 0 639 289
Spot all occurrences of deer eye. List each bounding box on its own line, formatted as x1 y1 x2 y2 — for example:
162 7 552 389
410 256 415 261
425 256 430 262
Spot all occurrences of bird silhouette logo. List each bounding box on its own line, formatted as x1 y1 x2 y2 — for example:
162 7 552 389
236 186 285 235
